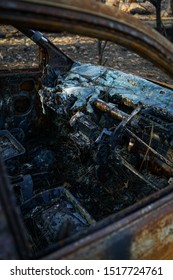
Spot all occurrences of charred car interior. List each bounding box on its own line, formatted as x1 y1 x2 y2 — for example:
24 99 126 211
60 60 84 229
1 0 173 260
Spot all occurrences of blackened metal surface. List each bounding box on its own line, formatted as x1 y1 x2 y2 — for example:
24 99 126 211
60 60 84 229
19 29 74 74
0 157 28 259
0 130 25 160
43 189 173 259
0 71 41 133
21 187 95 252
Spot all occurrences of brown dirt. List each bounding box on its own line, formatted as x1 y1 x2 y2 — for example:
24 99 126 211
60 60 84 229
0 25 173 85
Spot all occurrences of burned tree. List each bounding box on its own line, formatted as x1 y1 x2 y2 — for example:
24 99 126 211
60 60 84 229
171 0 173 13
96 0 108 64
147 0 164 33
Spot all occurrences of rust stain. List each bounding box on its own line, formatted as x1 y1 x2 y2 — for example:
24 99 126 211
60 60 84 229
131 203 173 259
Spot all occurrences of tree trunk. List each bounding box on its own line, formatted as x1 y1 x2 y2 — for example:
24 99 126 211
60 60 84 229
170 0 173 15
156 2 162 32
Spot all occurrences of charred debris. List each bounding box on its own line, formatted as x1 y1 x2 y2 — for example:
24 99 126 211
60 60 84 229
1 30 173 256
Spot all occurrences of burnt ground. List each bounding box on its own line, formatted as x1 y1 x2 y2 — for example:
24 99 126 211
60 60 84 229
0 24 173 84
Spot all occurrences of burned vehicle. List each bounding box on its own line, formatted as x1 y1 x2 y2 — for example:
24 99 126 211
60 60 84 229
1 0 173 259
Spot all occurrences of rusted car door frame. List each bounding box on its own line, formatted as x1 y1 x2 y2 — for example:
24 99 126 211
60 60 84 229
1 0 173 259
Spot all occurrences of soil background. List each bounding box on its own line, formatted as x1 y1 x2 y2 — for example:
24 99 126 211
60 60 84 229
0 24 173 85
